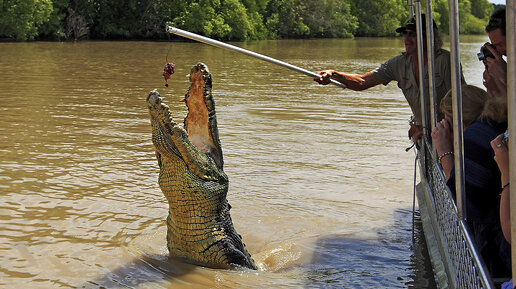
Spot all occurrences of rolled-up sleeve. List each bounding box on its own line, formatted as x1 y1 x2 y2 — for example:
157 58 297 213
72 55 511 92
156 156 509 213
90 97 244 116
371 55 404 85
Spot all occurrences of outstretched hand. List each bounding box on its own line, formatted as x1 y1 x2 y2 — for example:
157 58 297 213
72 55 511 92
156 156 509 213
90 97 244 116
314 70 365 86
314 70 334 85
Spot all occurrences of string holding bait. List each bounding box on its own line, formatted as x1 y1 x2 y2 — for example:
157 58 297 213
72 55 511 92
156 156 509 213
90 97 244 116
163 45 175 87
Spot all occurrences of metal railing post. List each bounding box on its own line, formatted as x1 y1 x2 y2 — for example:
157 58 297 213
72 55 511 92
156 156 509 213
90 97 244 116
407 0 414 16
448 0 466 220
506 0 516 284
415 2 428 138
425 0 437 130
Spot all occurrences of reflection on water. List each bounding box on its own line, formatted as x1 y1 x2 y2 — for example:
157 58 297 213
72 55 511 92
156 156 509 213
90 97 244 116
0 36 488 288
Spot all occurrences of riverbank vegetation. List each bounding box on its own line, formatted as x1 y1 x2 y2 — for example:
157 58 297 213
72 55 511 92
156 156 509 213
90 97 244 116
0 0 503 41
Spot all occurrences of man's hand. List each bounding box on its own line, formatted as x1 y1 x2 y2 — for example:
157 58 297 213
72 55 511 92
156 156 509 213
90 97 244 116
484 43 507 87
314 71 366 86
408 124 423 142
314 70 334 85
483 69 507 98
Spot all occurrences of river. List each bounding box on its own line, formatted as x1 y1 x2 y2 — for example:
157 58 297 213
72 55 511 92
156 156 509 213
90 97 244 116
0 35 488 288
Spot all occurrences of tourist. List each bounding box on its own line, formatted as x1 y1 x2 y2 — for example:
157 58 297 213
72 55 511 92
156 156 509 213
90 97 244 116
445 93 510 278
431 85 489 179
314 14 465 142
483 7 507 98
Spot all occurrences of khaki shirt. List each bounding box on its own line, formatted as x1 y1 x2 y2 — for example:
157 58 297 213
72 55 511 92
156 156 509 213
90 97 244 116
371 49 465 125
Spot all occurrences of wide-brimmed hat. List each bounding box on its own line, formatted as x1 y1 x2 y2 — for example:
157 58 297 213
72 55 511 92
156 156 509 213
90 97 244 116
396 14 438 33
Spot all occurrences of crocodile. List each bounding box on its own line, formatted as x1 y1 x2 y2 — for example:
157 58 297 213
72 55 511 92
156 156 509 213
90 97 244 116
146 63 256 270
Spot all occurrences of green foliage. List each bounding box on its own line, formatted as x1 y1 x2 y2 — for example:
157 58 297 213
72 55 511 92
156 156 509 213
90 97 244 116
0 0 503 41
37 0 68 39
170 0 261 40
461 12 488 34
265 0 309 38
303 0 358 38
264 0 357 39
429 0 493 35
0 0 53 40
458 0 492 34
433 0 449 33
220 0 253 39
352 0 407 36
470 0 493 20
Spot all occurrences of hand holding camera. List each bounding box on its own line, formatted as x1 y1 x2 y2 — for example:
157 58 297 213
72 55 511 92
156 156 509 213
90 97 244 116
477 43 497 62
480 42 507 97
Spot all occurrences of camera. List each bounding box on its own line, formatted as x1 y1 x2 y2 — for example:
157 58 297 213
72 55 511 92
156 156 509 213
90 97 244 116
502 130 509 144
477 43 496 61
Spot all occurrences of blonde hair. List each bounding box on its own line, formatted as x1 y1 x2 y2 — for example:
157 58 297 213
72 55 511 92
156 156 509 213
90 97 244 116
482 96 507 123
439 85 489 127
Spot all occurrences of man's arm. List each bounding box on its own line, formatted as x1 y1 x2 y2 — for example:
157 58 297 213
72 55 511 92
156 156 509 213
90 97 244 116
314 71 382 91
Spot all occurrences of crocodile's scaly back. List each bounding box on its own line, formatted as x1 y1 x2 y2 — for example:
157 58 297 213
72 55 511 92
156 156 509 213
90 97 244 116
147 63 256 270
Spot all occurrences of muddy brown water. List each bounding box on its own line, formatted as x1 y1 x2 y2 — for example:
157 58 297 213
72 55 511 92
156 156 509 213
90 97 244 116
0 35 488 288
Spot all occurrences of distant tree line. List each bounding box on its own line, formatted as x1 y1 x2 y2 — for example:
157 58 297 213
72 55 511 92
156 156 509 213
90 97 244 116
0 0 502 41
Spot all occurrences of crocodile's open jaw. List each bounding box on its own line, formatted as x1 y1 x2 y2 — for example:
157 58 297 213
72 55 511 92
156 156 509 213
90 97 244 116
147 63 222 168
183 64 216 157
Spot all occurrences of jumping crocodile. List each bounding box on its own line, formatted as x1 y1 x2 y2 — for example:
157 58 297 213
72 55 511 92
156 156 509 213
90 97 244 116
146 63 256 270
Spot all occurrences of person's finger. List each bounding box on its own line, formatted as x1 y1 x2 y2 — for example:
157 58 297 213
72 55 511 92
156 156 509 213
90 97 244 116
491 134 505 150
486 44 503 60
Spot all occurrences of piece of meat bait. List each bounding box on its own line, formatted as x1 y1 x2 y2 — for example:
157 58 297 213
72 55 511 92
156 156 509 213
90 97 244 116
163 62 175 87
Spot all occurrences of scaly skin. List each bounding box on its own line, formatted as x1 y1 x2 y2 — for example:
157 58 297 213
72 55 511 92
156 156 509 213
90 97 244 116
146 63 256 270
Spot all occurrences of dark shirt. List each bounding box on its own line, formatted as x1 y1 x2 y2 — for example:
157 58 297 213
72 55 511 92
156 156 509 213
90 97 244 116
447 118 507 222
447 117 510 277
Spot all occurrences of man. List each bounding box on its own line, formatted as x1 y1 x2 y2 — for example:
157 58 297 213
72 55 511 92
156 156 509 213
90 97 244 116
314 15 465 142
483 7 507 97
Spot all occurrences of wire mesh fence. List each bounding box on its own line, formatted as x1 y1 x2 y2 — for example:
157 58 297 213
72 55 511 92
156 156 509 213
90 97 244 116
417 138 493 289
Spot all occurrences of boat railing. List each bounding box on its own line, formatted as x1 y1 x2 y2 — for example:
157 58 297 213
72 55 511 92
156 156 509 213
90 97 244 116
412 0 514 287
417 135 494 288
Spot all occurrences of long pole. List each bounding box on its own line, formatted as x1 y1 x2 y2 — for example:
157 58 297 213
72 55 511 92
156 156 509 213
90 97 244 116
166 26 347 89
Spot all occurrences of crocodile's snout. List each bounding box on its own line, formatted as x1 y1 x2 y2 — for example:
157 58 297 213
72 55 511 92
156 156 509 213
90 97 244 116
147 90 162 107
